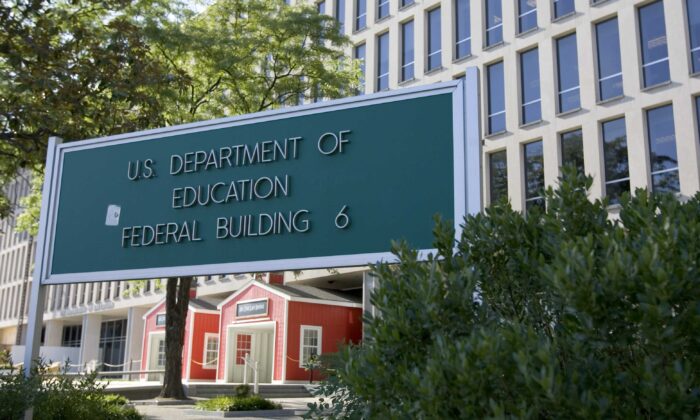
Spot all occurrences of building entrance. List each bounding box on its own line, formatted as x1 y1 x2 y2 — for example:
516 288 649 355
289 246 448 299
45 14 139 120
227 325 274 384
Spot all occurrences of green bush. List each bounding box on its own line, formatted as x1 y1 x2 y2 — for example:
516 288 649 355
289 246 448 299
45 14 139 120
307 170 700 419
0 360 141 420
196 395 281 411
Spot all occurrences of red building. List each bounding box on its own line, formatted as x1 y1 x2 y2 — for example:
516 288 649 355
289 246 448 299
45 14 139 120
141 297 220 381
216 281 363 383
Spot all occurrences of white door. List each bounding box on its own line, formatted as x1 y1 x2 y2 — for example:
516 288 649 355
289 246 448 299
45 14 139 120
148 334 165 381
228 329 274 383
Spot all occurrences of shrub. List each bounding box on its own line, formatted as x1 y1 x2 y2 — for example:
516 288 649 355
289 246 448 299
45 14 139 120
196 395 281 411
307 170 700 419
235 384 250 397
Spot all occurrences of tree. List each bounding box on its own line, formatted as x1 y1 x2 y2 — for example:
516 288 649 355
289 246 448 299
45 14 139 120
309 169 700 418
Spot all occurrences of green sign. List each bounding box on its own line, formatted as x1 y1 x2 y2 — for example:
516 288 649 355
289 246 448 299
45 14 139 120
38 80 479 284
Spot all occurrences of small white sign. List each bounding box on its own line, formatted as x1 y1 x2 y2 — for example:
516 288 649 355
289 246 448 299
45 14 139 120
105 205 121 226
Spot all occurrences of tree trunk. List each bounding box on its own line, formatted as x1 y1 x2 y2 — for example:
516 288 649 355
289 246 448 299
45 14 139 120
158 276 192 399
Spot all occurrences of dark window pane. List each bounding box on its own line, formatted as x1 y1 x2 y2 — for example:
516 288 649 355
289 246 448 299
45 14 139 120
489 150 508 203
561 129 584 175
553 0 574 19
524 141 545 207
377 33 389 91
647 105 679 192
688 0 700 73
401 0 413 7
455 0 471 59
486 0 503 46
355 0 366 30
317 1 325 14
487 61 505 134
336 0 345 33
639 1 670 87
378 0 389 19
518 0 537 33
354 44 366 93
521 48 541 124
428 8 441 70
401 21 414 81
556 33 580 113
602 117 630 204
596 18 623 101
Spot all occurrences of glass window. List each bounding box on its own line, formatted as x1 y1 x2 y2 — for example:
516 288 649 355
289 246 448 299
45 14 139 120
487 61 505 134
377 0 389 20
518 0 537 34
354 43 366 94
236 334 252 365
697 96 700 139
157 338 166 367
155 313 166 326
401 0 413 8
687 0 700 73
355 0 366 31
336 0 345 33
524 141 545 210
317 0 325 14
61 325 82 348
455 0 471 59
639 1 670 88
647 104 679 193
300 326 322 366
376 32 389 91
520 48 541 125
560 129 584 175
485 0 503 47
427 8 442 71
553 0 574 19
203 335 219 369
489 150 508 204
556 33 580 113
595 17 623 101
401 20 415 81
602 117 630 204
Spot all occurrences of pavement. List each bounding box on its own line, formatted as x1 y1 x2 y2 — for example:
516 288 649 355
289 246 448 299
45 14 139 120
134 397 319 420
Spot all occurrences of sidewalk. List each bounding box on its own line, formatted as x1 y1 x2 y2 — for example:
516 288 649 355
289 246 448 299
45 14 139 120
134 397 319 420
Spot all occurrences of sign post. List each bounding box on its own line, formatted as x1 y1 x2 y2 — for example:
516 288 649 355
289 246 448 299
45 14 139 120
22 73 481 385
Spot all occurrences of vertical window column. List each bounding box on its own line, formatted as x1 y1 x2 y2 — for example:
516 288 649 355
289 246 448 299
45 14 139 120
520 48 541 125
427 8 442 71
355 0 366 31
687 0 700 74
595 17 623 101
377 0 389 20
524 141 545 210
354 43 366 93
552 0 574 20
602 118 630 204
454 0 471 59
487 61 506 134
401 20 415 82
376 32 389 91
485 0 503 47
336 0 345 34
638 1 670 88
489 150 508 204
518 0 537 34
556 33 580 113
560 129 584 175
647 104 679 193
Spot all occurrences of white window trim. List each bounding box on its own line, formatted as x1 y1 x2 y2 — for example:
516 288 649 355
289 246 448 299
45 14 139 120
155 312 166 326
202 332 219 370
299 325 323 369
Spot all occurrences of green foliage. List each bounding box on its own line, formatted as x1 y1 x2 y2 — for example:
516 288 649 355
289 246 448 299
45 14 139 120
15 169 43 236
235 384 251 397
307 169 700 419
195 395 281 412
0 360 142 420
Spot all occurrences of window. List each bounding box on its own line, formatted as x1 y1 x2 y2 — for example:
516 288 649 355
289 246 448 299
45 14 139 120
156 338 165 367
687 0 700 73
560 129 584 175
235 334 252 365
401 20 415 82
487 61 506 134
317 0 325 14
595 17 623 101
376 32 389 91
61 325 82 348
524 141 545 210
518 0 537 34
300 326 322 367
355 0 366 31
354 43 366 93
697 96 700 139
485 0 503 47
377 0 389 20
155 313 166 326
556 33 580 113
99 319 127 372
520 48 541 125
401 0 413 8
602 117 630 204
454 0 471 59
489 150 508 204
638 1 669 88
427 8 442 71
647 104 679 193
336 0 345 33
552 0 574 19
203 334 219 369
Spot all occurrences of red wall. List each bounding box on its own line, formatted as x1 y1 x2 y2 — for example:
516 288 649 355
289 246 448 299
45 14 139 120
285 302 362 381
217 285 286 381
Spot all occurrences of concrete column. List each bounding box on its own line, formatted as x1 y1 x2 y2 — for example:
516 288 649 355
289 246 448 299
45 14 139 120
79 313 102 370
123 307 147 374
43 320 63 347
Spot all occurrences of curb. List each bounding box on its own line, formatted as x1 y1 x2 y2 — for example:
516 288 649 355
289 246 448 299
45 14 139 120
184 408 306 418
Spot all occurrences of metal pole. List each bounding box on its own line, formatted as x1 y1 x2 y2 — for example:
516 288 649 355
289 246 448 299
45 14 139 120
243 353 248 384
253 361 259 395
